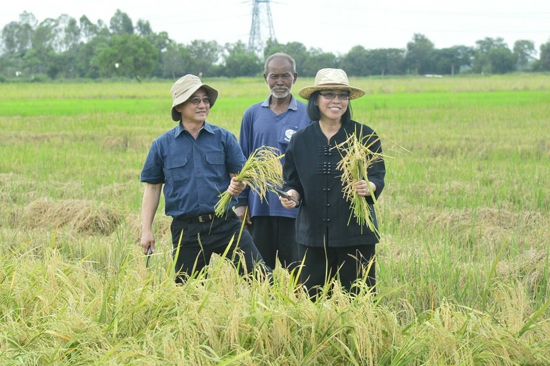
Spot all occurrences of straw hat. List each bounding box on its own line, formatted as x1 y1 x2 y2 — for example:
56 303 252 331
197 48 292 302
298 68 365 100
170 74 218 121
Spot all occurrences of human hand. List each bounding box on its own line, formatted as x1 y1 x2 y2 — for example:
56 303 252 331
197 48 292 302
354 180 376 197
228 177 247 196
141 231 156 254
279 189 300 209
234 206 252 225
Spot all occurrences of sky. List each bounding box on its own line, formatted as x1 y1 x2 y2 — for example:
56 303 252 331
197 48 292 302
2 0 550 56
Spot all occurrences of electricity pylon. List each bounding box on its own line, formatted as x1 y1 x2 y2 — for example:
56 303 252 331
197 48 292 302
247 0 276 56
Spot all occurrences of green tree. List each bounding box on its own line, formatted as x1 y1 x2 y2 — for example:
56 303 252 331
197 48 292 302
23 44 55 76
406 33 435 74
136 20 152 37
223 41 261 77
384 48 407 75
63 16 81 51
145 31 173 77
537 40 550 71
472 37 510 73
187 40 221 76
302 48 337 76
432 46 473 75
263 40 308 74
76 35 109 78
96 34 157 81
79 15 98 42
32 18 58 50
488 48 516 74
161 43 193 79
109 9 134 35
513 40 535 70
341 45 369 76
1 12 36 56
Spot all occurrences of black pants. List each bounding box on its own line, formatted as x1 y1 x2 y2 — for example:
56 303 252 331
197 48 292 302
171 211 266 283
248 216 299 271
298 244 376 298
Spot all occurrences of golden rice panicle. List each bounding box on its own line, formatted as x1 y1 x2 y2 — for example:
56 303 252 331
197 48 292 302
334 130 384 232
215 146 284 217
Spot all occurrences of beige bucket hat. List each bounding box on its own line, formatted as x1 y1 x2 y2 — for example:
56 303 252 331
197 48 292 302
170 74 219 121
298 68 365 100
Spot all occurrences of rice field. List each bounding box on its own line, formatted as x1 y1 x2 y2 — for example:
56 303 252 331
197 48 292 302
1 73 549 365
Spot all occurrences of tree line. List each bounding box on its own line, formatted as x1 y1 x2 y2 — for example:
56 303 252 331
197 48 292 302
1 10 550 82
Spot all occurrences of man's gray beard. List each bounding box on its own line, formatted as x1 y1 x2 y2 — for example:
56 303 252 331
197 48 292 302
270 89 291 99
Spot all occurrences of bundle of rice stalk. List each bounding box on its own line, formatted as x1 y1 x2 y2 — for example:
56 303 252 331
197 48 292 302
215 146 284 217
334 132 384 232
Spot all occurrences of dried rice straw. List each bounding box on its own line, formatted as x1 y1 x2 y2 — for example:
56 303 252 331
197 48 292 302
215 146 284 217
334 131 384 232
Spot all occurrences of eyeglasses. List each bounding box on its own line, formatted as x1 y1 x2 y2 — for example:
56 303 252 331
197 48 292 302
188 97 211 105
319 92 350 101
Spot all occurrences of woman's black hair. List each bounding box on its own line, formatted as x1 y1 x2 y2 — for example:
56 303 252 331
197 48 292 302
306 90 352 124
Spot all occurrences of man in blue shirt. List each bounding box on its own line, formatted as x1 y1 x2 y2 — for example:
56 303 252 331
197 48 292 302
235 53 311 271
141 74 266 283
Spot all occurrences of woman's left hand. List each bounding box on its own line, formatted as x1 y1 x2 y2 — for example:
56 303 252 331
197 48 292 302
354 180 376 197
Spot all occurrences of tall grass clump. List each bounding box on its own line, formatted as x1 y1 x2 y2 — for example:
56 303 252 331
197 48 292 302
215 146 284 217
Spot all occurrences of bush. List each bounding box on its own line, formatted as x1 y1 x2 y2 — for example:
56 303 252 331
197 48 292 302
0 74 5 83
30 74 49 83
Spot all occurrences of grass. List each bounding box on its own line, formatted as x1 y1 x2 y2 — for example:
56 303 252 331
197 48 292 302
1 74 549 364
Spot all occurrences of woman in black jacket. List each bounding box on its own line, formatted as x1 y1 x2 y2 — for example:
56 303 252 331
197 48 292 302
280 68 386 299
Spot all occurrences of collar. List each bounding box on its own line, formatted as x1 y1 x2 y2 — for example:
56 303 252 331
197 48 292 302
174 121 215 137
261 94 298 111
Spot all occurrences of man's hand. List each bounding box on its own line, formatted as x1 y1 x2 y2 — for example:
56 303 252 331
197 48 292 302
234 206 252 226
141 230 155 254
227 176 247 196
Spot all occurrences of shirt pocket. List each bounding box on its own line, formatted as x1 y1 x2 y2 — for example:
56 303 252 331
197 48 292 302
278 125 299 146
165 156 189 181
205 152 226 182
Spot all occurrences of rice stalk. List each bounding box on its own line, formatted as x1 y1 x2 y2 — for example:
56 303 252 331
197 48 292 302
334 131 384 232
215 146 284 217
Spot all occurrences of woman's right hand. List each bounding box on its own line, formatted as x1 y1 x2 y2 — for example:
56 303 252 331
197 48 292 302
279 189 300 209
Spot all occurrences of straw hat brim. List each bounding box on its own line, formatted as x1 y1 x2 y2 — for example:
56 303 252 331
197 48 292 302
298 85 365 100
171 84 218 121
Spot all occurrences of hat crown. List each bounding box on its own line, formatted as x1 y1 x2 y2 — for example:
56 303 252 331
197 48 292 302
171 74 201 98
297 68 365 100
314 68 349 87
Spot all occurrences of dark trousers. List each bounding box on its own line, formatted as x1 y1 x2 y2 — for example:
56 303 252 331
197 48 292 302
170 211 266 283
298 244 376 298
248 216 299 271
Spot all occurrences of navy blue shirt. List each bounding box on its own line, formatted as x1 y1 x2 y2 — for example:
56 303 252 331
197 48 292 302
238 95 311 219
141 122 245 217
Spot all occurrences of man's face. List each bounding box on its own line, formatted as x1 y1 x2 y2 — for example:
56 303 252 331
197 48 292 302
264 58 296 99
175 88 210 124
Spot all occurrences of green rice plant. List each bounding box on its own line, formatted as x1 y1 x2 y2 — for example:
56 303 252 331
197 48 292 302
334 131 385 232
214 146 284 217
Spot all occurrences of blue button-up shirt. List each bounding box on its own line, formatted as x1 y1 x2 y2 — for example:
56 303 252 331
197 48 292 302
141 122 245 217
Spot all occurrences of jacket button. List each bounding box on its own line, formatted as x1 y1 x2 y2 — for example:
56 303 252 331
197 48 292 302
326 203 330 207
